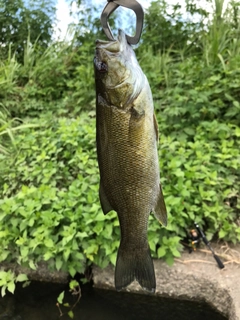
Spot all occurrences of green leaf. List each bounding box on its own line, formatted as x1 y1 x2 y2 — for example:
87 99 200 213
43 252 53 261
63 249 71 262
68 265 76 278
57 291 65 304
219 229 226 239
55 257 63 271
20 246 29 258
165 255 174 266
1 286 6 297
171 248 181 257
44 238 54 248
68 310 74 319
233 101 240 109
64 303 70 307
109 253 116 266
29 260 37 270
157 247 166 258
69 280 79 290
16 274 28 282
7 282 16 294
22 281 31 288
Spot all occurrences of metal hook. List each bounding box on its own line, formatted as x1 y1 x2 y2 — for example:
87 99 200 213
100 0 144 45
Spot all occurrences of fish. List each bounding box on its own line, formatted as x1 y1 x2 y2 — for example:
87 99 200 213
94 29 167 293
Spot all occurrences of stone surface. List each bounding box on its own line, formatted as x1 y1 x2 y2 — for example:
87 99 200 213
93 249 240 320
0 246 239 319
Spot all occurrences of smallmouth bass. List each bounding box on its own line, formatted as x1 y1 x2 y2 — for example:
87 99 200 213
94 29 167 293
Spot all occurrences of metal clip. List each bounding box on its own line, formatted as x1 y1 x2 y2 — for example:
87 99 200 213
100 0 144 45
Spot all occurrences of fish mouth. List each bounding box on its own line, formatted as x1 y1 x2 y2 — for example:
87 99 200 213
95 29 128 54
94 30 128 73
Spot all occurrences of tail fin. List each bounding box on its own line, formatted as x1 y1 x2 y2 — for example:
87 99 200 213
115 244 156 293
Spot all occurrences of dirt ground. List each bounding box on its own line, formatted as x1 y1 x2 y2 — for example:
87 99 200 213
93 243 240 320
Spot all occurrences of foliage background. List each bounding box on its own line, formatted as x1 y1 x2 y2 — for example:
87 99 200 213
0 0 239 277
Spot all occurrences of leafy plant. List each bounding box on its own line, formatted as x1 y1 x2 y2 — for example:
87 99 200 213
56 279 81 319
0 270 28 297
0 103 42 155
0 113 239 275
0 0 239 277
0 0 56 62
0 115 112 275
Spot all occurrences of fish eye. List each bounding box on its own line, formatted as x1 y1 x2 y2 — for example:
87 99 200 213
96 60 108 73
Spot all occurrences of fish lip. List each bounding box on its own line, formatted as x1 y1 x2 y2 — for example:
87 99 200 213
117 29 128 46
95 39 119 53
94 48 108 72
95 29 128 54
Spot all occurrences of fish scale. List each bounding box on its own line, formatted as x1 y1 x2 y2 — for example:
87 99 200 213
98 106 155 213
94 29 167 292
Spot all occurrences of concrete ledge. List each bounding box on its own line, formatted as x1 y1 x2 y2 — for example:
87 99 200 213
93 250 240 320
0 262 69 284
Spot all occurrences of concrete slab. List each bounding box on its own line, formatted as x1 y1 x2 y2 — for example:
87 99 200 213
93 249 240 320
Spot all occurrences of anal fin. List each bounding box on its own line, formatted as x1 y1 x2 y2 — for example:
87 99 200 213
153 184 167 226
99 181 113 215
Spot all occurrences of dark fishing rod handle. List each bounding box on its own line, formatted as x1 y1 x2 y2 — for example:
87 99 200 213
214 254 225 269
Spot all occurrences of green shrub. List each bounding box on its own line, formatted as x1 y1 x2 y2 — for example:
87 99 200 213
0 102 41 155
1 36 95 119
0 0 239 276
138 53 240 138
160 120 240 243
0 114 118 275
0 113 239 275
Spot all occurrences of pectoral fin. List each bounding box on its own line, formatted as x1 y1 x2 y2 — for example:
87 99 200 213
99 181 113 215
128 106 145 146
153 184 167 226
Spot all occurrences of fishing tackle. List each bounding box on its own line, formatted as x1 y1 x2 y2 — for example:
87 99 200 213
182 223 225 269
194 222 225 269
100 0 144 45
188 228 201 251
